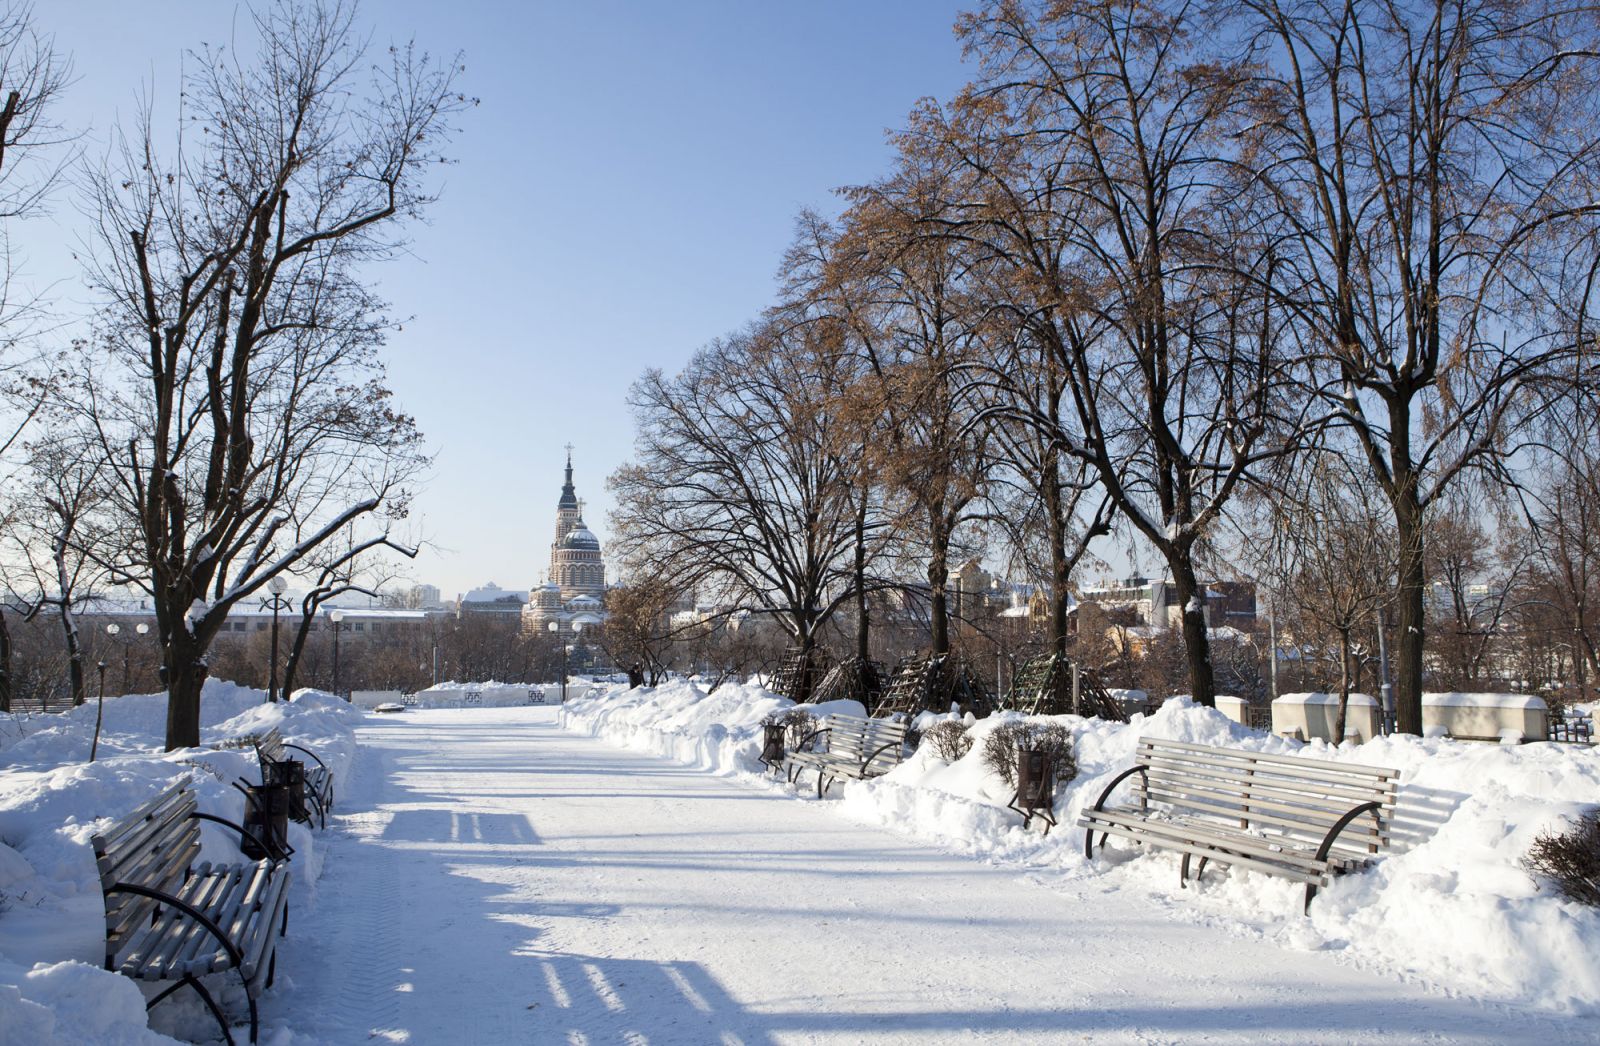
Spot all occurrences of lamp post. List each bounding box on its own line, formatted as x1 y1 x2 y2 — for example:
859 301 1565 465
329 609 346 699
261 576 291 702
549 620 582 703
91 659 107 761
548 620 565 703
104 622 151 695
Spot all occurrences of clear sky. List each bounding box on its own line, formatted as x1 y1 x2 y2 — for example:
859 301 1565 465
19 1 975 601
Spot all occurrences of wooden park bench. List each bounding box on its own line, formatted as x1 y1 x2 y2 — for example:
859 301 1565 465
91 782 292 1045
1078 737 1400 914
783 713 909 798
220 727 335 829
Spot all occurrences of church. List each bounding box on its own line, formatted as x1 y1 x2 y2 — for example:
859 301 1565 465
521 450 609 636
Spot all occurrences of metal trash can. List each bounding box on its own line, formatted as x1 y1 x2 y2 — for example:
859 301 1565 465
1009 746 1059 833
240 781 293 860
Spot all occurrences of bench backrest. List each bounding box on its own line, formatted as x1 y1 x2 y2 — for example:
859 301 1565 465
823 714 908 772
1133 737 1399 854
89 783 201 955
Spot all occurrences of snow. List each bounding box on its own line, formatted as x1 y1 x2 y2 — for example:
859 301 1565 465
4 674 1596 1041
564 681 1600 1018
1277 691 1380 707
1425 692 1549 711
0 680 362 1042
270 706 1595 1042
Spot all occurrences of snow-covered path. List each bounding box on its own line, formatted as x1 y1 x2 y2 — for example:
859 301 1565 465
266 707 1587 1044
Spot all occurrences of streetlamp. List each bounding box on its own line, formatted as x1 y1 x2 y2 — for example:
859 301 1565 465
329 609 346 699
91 659 107 761
261 576 292 703
104 622 151 695
548 620 582 703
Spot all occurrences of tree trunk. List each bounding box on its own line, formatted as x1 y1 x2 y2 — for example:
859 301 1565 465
1392 475 1426 735
1043 452 1070 656
55 602 85 708
855 495 870 662
1169 555 1216 707
928 532 950 656
0 608 10 713
1335 629 1352 743
163 631 205 751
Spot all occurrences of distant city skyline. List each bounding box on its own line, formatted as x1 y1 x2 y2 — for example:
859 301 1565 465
15 1 975 598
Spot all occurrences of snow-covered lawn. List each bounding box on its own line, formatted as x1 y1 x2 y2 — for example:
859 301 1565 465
0 682 363 1043
2 677 1595 1043
564 680 1600 1019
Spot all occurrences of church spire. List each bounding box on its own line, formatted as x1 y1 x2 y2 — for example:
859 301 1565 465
558 443 578 510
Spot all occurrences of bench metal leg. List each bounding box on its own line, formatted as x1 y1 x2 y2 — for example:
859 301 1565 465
147 973 237 1046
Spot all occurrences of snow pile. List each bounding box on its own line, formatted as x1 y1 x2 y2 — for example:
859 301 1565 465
563 679 1600 1016
562 679 869 775
0 680 364 1042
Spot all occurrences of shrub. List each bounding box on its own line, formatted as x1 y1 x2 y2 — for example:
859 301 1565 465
921 720 973 761
982 721 1078 788
1524 810 1600 907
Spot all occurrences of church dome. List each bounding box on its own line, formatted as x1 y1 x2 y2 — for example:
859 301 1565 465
561 522 600 551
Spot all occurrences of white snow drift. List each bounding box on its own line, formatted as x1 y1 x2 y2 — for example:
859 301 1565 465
0 681 363 1043
561 679 1600 1017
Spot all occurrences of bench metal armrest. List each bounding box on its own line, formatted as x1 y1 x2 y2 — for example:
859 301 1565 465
192 811 294 862
104 882 245 968
794 726 830 753
282 742 329 772
1312 801 1384 865
859 740 903 775
1088 765 1149 815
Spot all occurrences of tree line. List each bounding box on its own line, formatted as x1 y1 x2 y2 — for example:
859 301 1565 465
610 0 1600 730
0 0 474 747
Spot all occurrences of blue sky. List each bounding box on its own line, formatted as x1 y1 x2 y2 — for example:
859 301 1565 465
22 1 975 600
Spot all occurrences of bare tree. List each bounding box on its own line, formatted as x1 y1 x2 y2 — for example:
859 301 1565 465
1510 394 1600 701
277 533 417 698
3 430 120 708
71 0 467 748
1266 458 1393 740
819 147 996 657
610 318 882 692
956 0 1308 706
1235 0 1600 731
0 0 69 452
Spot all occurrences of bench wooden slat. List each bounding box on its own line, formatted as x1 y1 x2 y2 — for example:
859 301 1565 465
1083 808 1380 870
1136 781 1392 837
782 714 908 794
1135 737 1399 781
1083 819 1328 885
93 783 290 1042
1081 737 1400 913
1138 753 1397 806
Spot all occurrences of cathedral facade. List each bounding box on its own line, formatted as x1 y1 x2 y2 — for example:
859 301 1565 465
522 452 609 636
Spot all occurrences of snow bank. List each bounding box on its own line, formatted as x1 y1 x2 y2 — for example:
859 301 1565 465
0 679 365 1042
562 680 1600 1017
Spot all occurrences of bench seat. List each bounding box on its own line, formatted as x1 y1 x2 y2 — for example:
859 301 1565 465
93 783 290 1045
1078 737 1399 913
783 714 908 797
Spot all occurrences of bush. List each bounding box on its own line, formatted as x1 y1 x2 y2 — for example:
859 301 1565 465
982 721 1078 788
920 720 973 761
1524 810 1600 907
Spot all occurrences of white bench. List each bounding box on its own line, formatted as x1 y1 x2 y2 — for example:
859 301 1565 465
782 714 908 797
1078 737 1399 913
91 783 291 1045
